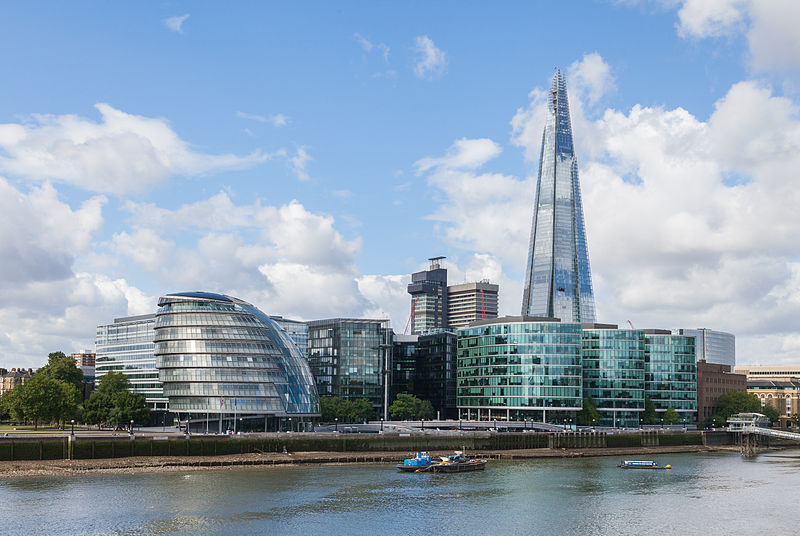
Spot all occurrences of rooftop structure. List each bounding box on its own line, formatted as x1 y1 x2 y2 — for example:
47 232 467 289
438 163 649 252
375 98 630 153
407 257 448 334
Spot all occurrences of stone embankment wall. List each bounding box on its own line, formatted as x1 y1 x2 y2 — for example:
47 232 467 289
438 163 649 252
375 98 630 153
0 431 710 462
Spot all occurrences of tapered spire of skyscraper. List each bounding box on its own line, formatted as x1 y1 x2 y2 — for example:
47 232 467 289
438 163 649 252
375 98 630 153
521 71 596 323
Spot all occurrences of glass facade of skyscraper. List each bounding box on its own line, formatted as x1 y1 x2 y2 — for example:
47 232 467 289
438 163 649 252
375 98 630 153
457 317 582 421
677 328 735 368
522 71 596 323
644 331 697 421
307 318 392 413
153 292 319 432
270 315 309 357
95 314 166 416
582 326 645 427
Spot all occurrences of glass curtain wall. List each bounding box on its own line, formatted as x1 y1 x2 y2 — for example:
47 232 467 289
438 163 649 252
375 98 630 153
644 333 697 423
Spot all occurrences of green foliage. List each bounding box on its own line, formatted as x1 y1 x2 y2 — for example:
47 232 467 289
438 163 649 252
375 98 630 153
641 397 656 425
38 351 84 392
704 390 760 427
663 407 681 425
319 396 376 422
83 371 149 427
389 394 436 420
761 404 781 425
576 397 601 426
0 374 80 428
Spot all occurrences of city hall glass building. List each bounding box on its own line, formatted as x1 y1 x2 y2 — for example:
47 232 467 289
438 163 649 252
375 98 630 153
582 325 645 427
457 317 583 422
154 292 319 432
522 71 596 323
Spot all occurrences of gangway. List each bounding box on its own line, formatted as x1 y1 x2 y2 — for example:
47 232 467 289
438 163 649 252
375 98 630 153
727 413 800 456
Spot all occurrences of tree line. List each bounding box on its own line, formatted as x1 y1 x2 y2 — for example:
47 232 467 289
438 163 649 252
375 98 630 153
0 352 149 429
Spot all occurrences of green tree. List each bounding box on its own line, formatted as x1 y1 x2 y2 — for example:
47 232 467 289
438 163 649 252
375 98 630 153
38 351 84 392
348 399 375 422
641 397 656 425
0 387 23 422
762 404 782 426
108 391 150 427
9 374 80 429
418 400 436 420
389 394 422 420
577 397 601 426
83 371 149 427
663 407 681 425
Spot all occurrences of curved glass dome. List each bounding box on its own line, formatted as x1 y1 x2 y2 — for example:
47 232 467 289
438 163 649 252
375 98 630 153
154 292 320 416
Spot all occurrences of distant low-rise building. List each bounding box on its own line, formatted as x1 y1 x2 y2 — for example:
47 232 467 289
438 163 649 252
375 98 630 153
0 368 34 397
747 378 800 426
696 360 746 424
71 351 96 367
734 366 800 381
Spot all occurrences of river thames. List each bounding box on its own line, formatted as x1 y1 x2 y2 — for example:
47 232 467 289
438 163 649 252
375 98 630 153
1 449 797 535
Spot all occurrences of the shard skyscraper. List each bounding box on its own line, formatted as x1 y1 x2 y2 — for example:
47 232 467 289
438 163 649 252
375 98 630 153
521 71 596 323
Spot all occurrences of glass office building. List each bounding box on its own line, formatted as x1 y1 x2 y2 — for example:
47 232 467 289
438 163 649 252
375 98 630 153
154 292 319 432
95 314 167 420
582 325 645 427
522 71 596 323
457 317 583 422
391 334 418 400
644 330 697 422
677 328 735 368
416 330 458 420
307 318 392 414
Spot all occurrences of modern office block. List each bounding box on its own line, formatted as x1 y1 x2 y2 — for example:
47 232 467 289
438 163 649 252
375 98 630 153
95 314 167 415
407 257 448 334
307 318 392 413
522 71 596 323
457 316 583 422
447 281 499 330
416 330 458 419
643 330 697 422
154 292 320 432
677 328 735 368
581 324 645 427
391 334 418 401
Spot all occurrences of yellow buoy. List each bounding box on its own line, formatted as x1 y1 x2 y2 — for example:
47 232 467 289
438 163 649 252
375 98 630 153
665 464 671 470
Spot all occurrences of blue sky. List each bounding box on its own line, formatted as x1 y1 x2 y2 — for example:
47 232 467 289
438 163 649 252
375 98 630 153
1 1 800 368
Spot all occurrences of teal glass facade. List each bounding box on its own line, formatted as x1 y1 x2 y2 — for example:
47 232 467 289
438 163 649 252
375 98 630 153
457 318 582 421
582 327 645 427
644 332 697 420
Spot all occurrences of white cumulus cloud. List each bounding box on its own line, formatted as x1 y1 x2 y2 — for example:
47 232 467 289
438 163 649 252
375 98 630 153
0 104 273 194
163 14 190 34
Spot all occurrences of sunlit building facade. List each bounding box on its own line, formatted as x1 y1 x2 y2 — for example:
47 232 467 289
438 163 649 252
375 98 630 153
644 330 697 422
154 292 319 432
95 314 166 415
521 71 596 323
581 325 645 427
457 317 583 422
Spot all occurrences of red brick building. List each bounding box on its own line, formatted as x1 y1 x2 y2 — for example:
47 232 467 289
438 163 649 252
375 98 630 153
696 360 746 424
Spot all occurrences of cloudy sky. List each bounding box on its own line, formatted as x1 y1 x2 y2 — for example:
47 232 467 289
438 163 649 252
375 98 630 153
1 1 799 368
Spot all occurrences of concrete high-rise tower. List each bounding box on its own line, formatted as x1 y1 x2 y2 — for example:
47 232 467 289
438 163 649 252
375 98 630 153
521 71 596 323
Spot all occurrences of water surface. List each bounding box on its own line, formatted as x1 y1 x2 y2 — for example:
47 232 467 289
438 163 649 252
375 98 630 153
1 449 797 535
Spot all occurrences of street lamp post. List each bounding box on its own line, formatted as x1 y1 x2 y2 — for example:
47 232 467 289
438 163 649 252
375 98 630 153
380 418 384 432
421 418 424 430
335 418 338 432
289 418 292 433
71 419 75 437
130 420 134 436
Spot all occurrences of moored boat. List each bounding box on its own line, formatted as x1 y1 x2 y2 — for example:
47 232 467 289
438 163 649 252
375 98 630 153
397 451 487 473
617 460 671 470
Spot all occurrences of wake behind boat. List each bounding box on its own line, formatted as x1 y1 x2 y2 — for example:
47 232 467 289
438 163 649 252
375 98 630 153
617 460 671 470
397 451 487 473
